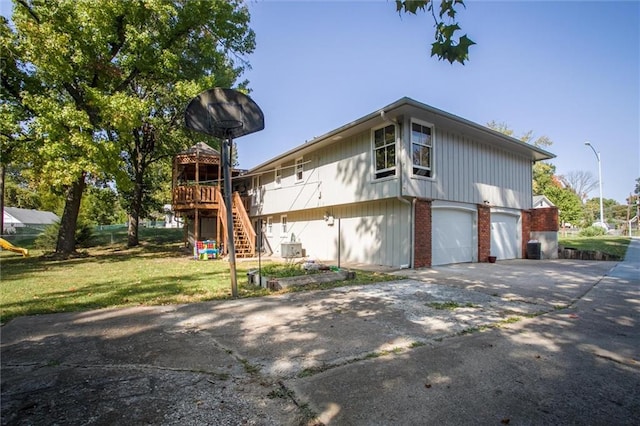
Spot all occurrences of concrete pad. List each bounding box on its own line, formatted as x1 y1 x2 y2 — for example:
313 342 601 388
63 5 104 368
2 251 637 425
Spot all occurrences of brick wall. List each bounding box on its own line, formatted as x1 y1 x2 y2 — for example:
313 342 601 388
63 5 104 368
477 205 491 262
414 199 432 268
521 209 531 258
530 207 559 232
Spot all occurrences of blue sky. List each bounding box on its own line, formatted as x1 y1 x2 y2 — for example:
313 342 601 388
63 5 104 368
237 0 639 204
3 1 638 204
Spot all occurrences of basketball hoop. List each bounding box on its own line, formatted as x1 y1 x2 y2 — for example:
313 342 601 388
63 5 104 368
184 88 264 299
213 120 244 138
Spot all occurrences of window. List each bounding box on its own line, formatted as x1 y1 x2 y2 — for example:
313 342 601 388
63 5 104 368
274 167 282 188
295 158 304 182
373 124 396 179
281 215 288 234
266 217 273 236
252 175 261 205
411 120 433 178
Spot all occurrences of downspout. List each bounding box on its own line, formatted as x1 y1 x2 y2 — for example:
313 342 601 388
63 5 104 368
381 110 413 269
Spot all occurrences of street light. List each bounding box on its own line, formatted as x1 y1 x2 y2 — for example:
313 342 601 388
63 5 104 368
584 141 605 229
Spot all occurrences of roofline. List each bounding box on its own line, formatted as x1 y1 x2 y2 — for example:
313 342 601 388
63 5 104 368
249 97 555 173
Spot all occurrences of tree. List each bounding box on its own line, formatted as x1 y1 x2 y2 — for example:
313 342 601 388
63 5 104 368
82 184 126 226
558 170 598 204
396 0 475 64
9 0 254 255
546 185 583 227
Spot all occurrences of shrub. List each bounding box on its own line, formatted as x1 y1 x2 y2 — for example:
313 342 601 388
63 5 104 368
34 220 94 250
579 226 607 237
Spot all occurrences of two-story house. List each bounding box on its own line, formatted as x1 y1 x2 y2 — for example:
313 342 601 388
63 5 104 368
241 97 556 268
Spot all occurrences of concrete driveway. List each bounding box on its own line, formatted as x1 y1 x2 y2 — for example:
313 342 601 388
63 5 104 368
2 246 638 425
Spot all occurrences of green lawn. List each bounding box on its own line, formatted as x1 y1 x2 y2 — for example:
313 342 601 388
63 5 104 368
0 228 397 324
558 235 631 259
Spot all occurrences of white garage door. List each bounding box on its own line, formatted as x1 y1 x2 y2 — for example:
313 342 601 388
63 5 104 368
491 213 519 260
432 209 475 266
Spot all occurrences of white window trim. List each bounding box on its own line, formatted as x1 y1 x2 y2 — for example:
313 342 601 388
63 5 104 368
274 166 282 188
371 123 397 180
280 215 288 237
410 118 435 179
266 216 273 236
252 175 261 205
295 157 304 183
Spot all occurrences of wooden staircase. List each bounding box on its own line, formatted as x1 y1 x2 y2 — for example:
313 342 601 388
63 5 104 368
218 192 256 258
232 192 256 257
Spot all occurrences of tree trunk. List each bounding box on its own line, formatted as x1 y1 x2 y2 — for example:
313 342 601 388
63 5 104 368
127 172 144 247
56 173 86 257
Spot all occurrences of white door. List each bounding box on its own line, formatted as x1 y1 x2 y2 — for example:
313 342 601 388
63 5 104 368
491 213 519 260
432 209 475 265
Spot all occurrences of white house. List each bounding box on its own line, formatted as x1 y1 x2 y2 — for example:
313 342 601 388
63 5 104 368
241 97 557 267
533 195 555 209
2 207 59 234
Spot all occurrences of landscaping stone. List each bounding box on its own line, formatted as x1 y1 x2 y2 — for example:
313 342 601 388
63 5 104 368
267 270 350 290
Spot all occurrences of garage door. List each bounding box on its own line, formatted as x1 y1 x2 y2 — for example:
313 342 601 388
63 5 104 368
491 213 519 260
432 208 475 265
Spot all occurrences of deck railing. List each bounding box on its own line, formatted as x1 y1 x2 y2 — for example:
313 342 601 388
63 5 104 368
172 185 220 207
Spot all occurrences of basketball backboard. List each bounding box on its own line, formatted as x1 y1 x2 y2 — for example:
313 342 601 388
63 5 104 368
185 88 264 139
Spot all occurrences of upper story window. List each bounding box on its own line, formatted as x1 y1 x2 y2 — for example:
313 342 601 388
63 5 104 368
274 166 282 188
266 217 273 236
373 124 396 179
281 215 288 234
295 157 304 182
252 175 261 205
411 120 433 178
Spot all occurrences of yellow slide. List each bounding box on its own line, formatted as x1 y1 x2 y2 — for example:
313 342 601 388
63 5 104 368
0 238 29 257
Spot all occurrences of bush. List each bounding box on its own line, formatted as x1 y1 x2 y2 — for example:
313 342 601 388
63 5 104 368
34 220 94 250
579 226 607 237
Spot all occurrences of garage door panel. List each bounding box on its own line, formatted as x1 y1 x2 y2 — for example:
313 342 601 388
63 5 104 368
491 213 518 260
432 209 474 266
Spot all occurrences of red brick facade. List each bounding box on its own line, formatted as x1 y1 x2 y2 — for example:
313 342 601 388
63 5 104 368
521 209 531 258
522 207 558 258
413 199 432 268
530 207 559 232
477 204 491 262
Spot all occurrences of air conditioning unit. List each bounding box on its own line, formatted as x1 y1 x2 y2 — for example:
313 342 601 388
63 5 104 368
281 242 302 258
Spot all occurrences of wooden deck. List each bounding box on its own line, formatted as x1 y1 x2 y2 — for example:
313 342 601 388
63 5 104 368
172 185 221 211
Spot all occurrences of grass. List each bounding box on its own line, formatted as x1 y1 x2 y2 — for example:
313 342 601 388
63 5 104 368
427 301 477 310
0 228 398 324
558 235 631 259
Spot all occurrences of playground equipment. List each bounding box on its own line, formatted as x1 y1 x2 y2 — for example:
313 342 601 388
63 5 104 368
0 238 29 257
193 240 219 260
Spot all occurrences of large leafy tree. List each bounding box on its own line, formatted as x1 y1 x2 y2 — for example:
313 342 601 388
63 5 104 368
8 0 254 255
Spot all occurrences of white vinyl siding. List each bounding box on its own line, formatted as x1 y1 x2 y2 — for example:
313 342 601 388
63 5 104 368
405 127 533 209
263 200 410 267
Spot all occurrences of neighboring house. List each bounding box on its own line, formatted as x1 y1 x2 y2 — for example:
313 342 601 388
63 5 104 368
2 207 59 235
241 97 557 267
533 195 555 209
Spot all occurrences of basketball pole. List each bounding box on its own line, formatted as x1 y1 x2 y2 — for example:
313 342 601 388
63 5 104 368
221 136 238 298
